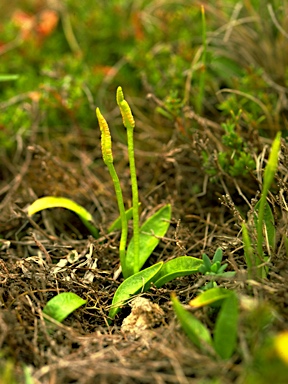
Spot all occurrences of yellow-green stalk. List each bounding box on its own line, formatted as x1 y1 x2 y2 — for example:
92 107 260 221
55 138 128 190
96 107 128 271
117 87 140 274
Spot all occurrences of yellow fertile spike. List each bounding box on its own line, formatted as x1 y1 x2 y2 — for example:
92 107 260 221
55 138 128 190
119 100 135 129
96 107 113 164
116 86 124 105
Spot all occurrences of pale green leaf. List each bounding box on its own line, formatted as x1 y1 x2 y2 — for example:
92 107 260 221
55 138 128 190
108 262 163 320
125 204 171 277
189 287 232 308
28 196 99 238
43 292 87 323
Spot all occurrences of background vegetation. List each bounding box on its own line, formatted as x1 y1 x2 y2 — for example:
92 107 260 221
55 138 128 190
0 1 288 383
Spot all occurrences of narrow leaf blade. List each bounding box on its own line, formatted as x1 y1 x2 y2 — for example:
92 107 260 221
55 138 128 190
154 256 203 288
171 293 212 349
125 204 171 276
189 287 232 308
214 292 239 359
108 262 163 319
212 248 223 264
43 292 87 323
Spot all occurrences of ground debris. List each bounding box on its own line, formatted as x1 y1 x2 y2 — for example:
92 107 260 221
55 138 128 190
121 297 165 338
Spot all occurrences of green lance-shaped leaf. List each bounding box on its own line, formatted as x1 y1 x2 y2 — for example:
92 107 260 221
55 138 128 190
124 204 171 278
213 292 239 359
263 131 281 194
171 293 212 350
212 248 223 264
43 292 87 323
154 256 203 288
108 262 163 320
27 196 99 238
189 287 233 308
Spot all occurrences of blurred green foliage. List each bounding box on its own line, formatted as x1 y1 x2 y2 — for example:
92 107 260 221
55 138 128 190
0 0 286 153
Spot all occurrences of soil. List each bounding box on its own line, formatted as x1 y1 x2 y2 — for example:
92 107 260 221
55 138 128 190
1 110 287 384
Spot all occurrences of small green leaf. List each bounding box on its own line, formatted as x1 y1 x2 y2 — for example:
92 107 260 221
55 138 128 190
212 248 223 264
108 203 141 233
263 131 281 194
214 292 239 359
198 264 207 274
217 263 228 274
154 256 203 288
43 292 87 323
189 287 232 308
202 253 212 271
171 293 212 350
28 196 99 238
125 204 171 277
210 262 221 273
108 262 163 320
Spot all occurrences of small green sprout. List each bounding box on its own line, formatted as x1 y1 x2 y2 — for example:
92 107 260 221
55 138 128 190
198 248 235 289
242 132 281 278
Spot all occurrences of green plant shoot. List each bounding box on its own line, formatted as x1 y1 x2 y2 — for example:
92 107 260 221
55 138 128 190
96 107 128 271
116 86 140 274
256 132 281 263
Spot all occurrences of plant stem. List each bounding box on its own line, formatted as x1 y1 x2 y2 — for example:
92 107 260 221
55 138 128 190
96 107 128 273
117 87 140 274
126 125 140 273
106 163 128 271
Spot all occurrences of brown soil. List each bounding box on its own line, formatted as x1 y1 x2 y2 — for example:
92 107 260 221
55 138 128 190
1 111 287 383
